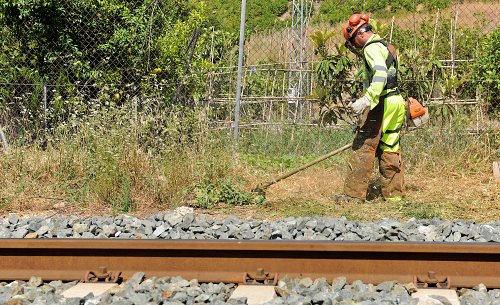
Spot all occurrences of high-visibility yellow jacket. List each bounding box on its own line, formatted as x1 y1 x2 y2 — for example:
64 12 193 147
361 34 399 109
361 34 406 152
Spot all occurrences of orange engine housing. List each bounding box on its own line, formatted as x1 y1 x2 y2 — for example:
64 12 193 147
406 97 426 119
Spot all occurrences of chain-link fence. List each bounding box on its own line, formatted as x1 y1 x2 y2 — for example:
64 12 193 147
0 0 498 147
210 0 500 129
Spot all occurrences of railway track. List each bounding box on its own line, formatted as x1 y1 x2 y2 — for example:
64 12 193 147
1 239 499 288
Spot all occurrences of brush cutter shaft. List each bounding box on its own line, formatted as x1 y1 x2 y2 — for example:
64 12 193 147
259 143 352 190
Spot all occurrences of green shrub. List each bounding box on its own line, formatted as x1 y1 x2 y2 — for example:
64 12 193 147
0 0 215 142
473 28 499 114
314 0 453 24
192 175 263 208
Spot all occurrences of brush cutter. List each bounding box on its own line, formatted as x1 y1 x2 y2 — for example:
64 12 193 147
252 143 353 195
252 103 368 196
252 96 428 195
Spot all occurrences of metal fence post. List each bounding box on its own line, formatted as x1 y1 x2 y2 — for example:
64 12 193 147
233 0 247 151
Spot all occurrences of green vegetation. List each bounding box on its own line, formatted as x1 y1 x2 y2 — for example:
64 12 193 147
1 0 498 140
239 127 353 170
190 161 265 208
202 0 455 30
473 28 500 114
310 19 499 124
0 111 497 220
0 0 225 142
205 0 288 35
0 0 498 221
309 30 359 125
398 201 441 219
314 0 452 24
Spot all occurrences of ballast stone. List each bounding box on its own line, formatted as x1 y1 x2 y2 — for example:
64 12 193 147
1 214 500 245
73 223 89 234
1 275 499 305
12 228 27 238
480 225 500 242
0 227 12 238
8 213 19 225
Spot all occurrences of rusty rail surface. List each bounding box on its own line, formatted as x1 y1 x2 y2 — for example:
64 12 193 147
0 239 499 288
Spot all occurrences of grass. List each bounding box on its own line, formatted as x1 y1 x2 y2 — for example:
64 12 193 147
0 114 498 222
397 201 441 219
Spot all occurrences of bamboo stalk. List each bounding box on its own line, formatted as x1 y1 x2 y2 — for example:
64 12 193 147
427 9 440 105
413 12 417 52
0 124 8 152
281 72 286 121
263 68 271 121
452 10 459 103
270 67 278 121
450 17 455 78
389 16 395 44
431 9 440 54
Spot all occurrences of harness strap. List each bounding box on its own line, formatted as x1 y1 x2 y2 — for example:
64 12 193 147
384 127 402 134
363 39 398 90
380 90 400 100
365 39 397 68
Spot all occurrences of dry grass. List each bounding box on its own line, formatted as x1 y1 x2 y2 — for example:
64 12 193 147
205 165 499 222
1 151 498 221
0 145 185 217
0 125 498 222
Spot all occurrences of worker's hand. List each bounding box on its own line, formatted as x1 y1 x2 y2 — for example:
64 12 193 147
348 96 370 115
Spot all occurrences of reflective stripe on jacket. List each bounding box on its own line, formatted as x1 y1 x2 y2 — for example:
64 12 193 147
361 34 399 109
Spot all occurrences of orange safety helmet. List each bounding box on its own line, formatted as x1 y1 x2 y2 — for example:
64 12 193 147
343 14 370 41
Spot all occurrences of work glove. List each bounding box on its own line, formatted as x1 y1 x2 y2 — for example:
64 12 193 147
349 96 370 115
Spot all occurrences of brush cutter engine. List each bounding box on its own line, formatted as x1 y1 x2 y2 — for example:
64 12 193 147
406 97 429 127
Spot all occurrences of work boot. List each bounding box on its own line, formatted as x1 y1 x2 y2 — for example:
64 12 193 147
331 194 365 204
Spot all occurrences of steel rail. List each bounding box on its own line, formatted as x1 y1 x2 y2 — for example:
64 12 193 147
1 239 499 288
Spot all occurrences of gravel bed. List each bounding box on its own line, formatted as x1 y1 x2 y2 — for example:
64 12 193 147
1 210 499 242
1 210 499 304
1 274 500 305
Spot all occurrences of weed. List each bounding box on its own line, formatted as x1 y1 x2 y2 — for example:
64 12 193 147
192 176 263 208
219 178 254 205
402 123 497 175
341 211 363 221
120 175 133 213
193 179 219 209
398 201 440 219
239 126 353 171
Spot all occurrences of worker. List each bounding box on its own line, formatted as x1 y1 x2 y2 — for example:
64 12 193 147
333 14 406 203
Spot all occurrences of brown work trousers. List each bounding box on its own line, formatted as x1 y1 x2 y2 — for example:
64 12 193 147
344 102 405 200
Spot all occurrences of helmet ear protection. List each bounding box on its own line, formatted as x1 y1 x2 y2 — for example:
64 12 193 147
343 14 370 41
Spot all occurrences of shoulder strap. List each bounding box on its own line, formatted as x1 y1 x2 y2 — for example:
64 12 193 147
363 39 397 70
364 39 387 48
